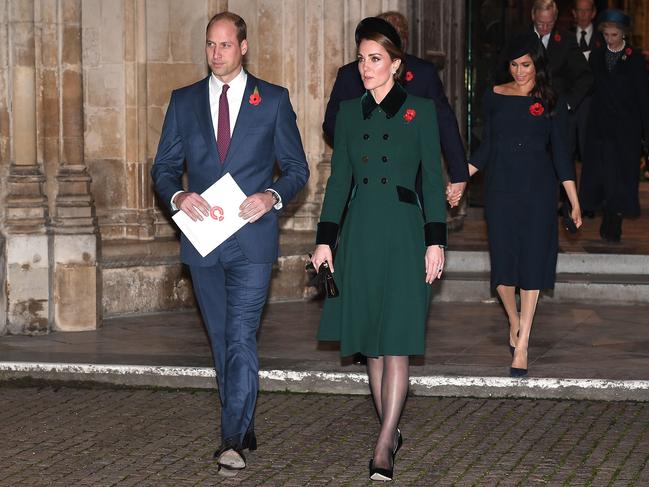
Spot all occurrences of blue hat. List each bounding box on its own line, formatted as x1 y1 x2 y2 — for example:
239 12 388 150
598 9 631 28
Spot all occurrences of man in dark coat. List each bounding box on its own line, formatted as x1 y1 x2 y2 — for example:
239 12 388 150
571 0 602 162
323 11 469 206
531 0 593 215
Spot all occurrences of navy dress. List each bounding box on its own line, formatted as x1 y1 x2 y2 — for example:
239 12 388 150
470 89 574 290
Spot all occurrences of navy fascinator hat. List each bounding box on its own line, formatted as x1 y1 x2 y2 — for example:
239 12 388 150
598 9 631 28
355 17 402 49
504 32 543 61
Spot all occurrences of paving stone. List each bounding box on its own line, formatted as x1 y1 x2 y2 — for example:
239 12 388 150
1 385 648 486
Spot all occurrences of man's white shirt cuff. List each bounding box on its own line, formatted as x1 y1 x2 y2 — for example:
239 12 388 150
170 190 184 211
265 188 283 210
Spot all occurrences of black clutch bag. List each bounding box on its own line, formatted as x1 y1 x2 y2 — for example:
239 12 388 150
305 258 339 298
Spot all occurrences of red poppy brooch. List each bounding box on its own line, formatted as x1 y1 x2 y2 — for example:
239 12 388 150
405 70 414 82
554 33 561 42
403 108 416 123
529 102 544 117
249 86 262 106
622 47 632 61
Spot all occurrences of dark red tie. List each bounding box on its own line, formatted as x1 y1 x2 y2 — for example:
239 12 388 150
217 84 230 163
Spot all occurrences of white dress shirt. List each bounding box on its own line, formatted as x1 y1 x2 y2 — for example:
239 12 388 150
534 28 551 49
171 68 282 210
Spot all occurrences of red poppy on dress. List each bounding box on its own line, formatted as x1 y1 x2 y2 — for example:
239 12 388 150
625 47 633 56
405 70 414 82
554 33 561 42
249 87 262 106
403 108 416 123
529 102 544 117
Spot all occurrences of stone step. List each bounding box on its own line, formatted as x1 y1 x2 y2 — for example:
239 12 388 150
271 249 649 305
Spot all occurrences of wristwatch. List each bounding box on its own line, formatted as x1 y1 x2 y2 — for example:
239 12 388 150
265 189 279 205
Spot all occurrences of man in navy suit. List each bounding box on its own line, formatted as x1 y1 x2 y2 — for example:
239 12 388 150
151 12 309 473
323 12 469 207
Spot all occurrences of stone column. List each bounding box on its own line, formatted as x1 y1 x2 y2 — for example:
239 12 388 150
42 0 100 331
2 0 50 334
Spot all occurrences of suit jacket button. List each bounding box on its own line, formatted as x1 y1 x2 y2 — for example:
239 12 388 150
383 133 389 140
363 134 370 140
381 177 388 184
362 155 369 163
382 156 388 162
362 177 369 184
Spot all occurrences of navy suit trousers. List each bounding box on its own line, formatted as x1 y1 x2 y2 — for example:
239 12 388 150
190 237 272 447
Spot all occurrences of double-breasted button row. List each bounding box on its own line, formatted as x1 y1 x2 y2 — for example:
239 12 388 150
362 133 391 140
361 155 389 164
361 177 389 184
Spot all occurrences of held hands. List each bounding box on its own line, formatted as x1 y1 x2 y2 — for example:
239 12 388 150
446 181 466 208
425 245 445 284
310 244 334 273
238 191 275 223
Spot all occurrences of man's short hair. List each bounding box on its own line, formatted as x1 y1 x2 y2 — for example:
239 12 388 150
532 0 558 15
206 12 247 43
377 11 409 46
574 0 595 9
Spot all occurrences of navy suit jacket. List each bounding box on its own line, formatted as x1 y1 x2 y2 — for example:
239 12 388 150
323 53 468 183
152 73 309 265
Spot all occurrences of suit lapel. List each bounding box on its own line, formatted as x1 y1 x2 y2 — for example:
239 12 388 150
223 73 257 167
194 76 221 163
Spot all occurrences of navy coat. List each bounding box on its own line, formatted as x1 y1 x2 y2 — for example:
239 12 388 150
151 73 309 265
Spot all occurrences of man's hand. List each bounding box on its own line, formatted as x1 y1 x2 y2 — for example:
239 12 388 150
446 181 467 208
239 192 275 223
175 192 210 221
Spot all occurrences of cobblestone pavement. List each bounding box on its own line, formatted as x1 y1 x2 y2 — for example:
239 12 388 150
1 385 648 487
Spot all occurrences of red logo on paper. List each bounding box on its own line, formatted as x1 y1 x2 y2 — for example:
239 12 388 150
210 206 224 221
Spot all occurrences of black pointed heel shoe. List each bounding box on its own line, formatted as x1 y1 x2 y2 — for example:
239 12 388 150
393 428 403 456
510 367 528 378
369 459 393 482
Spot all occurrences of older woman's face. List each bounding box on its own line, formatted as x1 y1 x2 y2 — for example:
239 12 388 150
357 39 399 93
509 54 536 88
602 26 624 50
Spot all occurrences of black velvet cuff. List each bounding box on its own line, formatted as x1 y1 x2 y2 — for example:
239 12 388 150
424 222 447 247
316 221 339 248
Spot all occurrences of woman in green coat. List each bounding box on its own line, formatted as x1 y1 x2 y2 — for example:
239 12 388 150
310 17 447 482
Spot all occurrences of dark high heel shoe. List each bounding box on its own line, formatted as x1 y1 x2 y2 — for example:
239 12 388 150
369 459 393 482
393 428 403 456
510 367 528 377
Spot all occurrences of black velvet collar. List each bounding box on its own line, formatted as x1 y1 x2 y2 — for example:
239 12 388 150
361 82 407 120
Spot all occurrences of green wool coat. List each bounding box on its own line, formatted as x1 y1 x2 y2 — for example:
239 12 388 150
316 83 447 357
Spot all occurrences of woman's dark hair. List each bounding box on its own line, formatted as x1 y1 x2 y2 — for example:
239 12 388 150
503 34 557 115
357 31 406 82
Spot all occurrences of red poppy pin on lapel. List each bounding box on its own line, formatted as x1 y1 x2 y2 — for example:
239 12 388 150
403 108 416 123
529 102 544 117
249 86 261 106
622 47 632 60
405 71 414 82
554 33 561 42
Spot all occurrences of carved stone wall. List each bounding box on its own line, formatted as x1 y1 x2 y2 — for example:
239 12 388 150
1 0 465 334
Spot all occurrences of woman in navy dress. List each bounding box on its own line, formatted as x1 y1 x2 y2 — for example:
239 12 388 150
469 34 582 377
